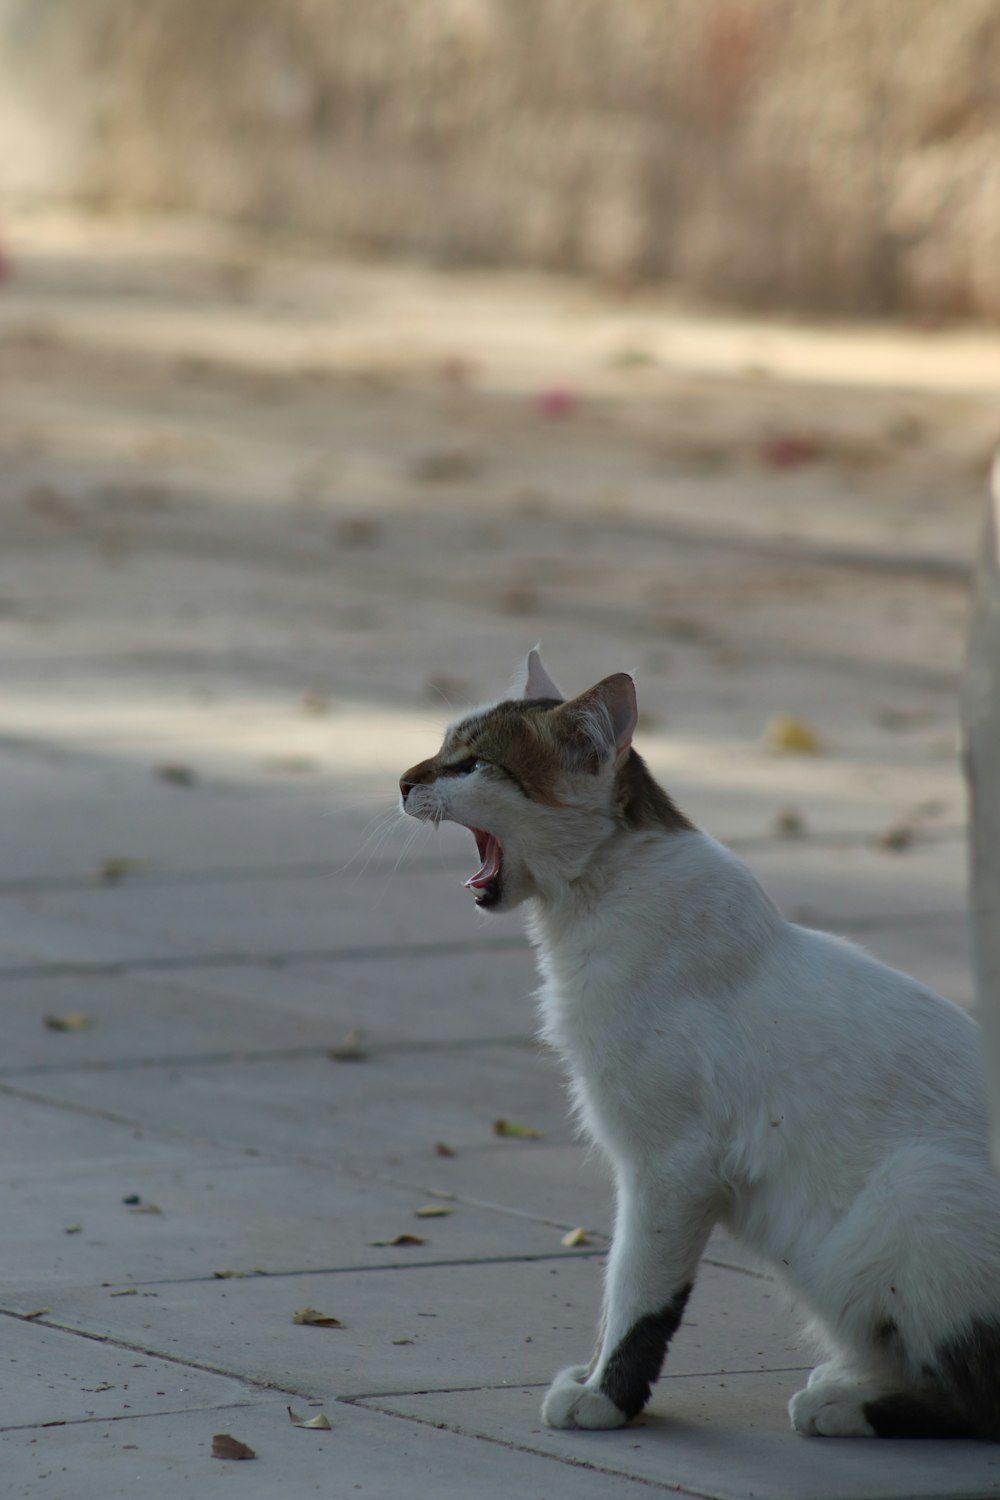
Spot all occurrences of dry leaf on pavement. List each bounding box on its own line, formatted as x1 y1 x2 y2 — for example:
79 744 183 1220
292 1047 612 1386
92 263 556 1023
97 857 142 883
292 1307 344 1328
370 1234 426 1247
875 823 915 852
561 1227 589 1247
155 763 198 786
211 1433 256 1460
329 1029 367 1061
415 1204 454 1218
762 715 824 755
43 1013 92 1031
287 1407 332 1430
772 807 807 838
492 1119 544 1139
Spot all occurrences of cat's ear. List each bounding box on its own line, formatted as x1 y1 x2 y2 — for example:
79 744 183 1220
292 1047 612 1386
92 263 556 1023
515 646 564 703
557 672 637 772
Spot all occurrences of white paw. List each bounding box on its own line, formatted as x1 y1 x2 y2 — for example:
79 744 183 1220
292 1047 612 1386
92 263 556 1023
542 1366 628 1430
789 1382 876 1438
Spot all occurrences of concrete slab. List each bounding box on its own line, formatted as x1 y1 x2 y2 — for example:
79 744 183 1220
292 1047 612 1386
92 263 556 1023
0 743 401 883
0 1093 599 1293
0 861 508 966
364 1381 1000 1500
0 827 967 987
0 948 536 1071
0 1312 255 1429
734 836 966 932
9 1259 803 1402
839 912 974 1009
9 1045 577 1164
0 1397 668 1500
379 1140 765 1279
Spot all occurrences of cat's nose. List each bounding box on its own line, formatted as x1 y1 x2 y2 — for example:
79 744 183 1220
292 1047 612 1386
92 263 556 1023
400 758 432 802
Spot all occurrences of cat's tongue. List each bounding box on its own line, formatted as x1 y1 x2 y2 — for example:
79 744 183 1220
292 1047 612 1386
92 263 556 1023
464 828 502 891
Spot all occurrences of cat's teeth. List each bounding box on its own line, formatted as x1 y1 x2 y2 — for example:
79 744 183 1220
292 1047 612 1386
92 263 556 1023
464 830 502 890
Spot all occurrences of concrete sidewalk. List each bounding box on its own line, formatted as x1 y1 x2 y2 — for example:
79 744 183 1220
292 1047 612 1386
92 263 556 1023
0 215 997 1498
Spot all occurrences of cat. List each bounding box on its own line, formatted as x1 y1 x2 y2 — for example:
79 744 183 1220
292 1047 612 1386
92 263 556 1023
399 649 1000 1439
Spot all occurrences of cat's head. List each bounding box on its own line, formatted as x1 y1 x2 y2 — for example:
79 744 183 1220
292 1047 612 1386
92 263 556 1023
399 650 689 913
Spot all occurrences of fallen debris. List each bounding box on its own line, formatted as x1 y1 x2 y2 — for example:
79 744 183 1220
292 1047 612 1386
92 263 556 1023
292 1307 344 1328
492 1119 544 1140
288 1407 331 1430
212 1433 256 1460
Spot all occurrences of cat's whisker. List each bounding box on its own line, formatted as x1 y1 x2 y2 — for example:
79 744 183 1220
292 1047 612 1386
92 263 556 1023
330 805 408 880
367 815 428 909
424 681 459 718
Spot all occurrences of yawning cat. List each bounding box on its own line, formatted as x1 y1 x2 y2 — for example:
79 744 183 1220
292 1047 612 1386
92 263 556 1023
399 650 1000 1439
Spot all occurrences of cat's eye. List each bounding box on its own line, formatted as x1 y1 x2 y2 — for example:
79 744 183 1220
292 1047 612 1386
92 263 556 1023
445 755 488 776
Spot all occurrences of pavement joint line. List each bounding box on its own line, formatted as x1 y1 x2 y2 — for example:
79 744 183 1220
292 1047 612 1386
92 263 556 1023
0 1399 264 1436
0 1076 586 1186
347 1397 711 1496
795 908 968 936
698 1254 773 1282
377 1179 613 1236
0 1078 175 1135
0 904 968 984
726 825 965 855
0 1308 313 1400
345 1361 815 1405
0 1079 270 1156
0 822 967 896
0 1033 538 1079
0 1249 613 1297
346 1383 550 1400
370 1179 771 1278
0 933 528 981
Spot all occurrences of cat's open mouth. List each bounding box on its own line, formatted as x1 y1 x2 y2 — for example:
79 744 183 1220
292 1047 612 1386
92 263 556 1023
463 827 503 908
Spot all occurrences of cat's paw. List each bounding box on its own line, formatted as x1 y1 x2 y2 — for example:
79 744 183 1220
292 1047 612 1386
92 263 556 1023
542 1366 628 1430
789 1382 876 1438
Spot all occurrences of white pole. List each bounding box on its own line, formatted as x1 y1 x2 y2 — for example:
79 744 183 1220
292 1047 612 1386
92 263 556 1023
963 450 1000 1170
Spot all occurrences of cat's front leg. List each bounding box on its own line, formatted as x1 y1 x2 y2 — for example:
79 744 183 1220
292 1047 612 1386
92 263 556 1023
542 1172 714 1430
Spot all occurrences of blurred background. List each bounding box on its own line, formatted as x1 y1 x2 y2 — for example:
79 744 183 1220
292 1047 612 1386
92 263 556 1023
1 0 999 994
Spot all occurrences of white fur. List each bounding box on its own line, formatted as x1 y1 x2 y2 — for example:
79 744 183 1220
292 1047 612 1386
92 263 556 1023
402 662 1000 1436
542 1367 628 1429
530 825 1000 1428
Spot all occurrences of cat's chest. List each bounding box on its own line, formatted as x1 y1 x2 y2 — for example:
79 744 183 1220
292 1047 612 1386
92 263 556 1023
532 911 717 1152
536 931 633 1057
537 933 682 1091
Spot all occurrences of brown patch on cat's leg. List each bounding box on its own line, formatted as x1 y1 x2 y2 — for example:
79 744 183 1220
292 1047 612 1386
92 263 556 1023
598 1283 693 1420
